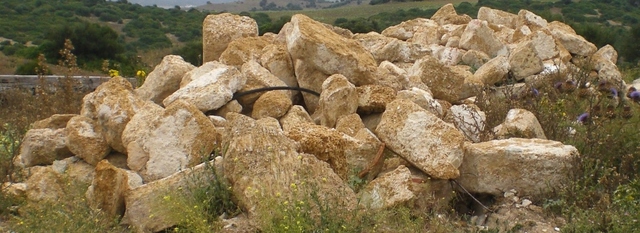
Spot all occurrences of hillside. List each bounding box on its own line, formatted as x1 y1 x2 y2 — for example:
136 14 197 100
0 0 639 77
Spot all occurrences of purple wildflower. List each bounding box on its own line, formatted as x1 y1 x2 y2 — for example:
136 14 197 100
631 91 640 101
554 82 563 90
531 87 539 97
577 112 590 124
610 88 618 98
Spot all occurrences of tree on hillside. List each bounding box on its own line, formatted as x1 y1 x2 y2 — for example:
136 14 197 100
40 22 124 68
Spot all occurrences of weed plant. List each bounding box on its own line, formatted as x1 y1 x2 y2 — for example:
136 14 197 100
475 61 640 232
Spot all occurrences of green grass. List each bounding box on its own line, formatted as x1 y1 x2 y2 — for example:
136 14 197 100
263 0 478 24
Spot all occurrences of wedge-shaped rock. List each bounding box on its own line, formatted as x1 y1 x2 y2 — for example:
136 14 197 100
286 14 377 86
354 32 430 63
294 59 327 114
509 41 544 80
472 55 509 86
122 161 216 232
547 21 597 56
251 91 292 119
223 113 356 217
86 160 129 217
375 99 466 179
460 19 508 57
81 77 148 153
493 109 546 139
163 61 246 112
478 7 517 29
122 100 217 182
359 165 415 210
66 115 110 166
382 18 439 41
458 138 578 197
24 166 65 202
260 44 297 89
135 55 195 105
317 74 358 128
357 84 397 114
516 10 548 33
430 3 472 25
203 13 258 62
18 128 72 167
219 36 271 68
409 55 477 103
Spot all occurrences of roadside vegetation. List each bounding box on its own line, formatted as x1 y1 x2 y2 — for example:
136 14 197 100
1 0 640 232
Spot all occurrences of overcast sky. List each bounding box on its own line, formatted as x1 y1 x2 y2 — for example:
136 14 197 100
117 0 235 8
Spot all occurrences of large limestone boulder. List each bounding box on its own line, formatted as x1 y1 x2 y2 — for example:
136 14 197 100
458 138 578 197
317 74 358 128
284 120 367 180
122 100 218 182
382 18 440 41
547 21 597 56
359 165 415 210
356 84 397 114
460 19 508 57
477 7 517 29
472 55 509 86
31 114 76 129
286 14 377 86
408 55 477 103
516 10 548 33
293 59 328 114
430 3 472 25
163 61 246 112
65 115 110 166
18 128 72 167
375 99 466 179
86 160 129 217
81 77 148 153
24 166 65 202
219 36 271 68
251 91 292 119
509 41 544 80
354 32 430 63
260 44 297 89
203 13 258 62
493 109 546 139
223 113 356 217
122 161 216 232
135 55 196 105
236 60 289 107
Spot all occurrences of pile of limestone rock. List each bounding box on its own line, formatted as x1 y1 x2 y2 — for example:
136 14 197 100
5 4 633 232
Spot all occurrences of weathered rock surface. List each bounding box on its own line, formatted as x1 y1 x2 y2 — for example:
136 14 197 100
458 138 578 197
477 7 517 28
382 18 439 41
81 76 147 153
375 99 466 179
86 160 129 217
431 3 472 25
460 19 508 57
31 114 76 129
359 165 415 210
122 161 216 232
493 109 546 139
223 113 356 217
409 55 478 103
251 90 292 119
237 60 289 107
24 166 65 202
260 44 297 88
163 61 246 112
122 100 217 182
509 41 544 80
317 74 358 128
356 85 397 114
18 128 72 167
286 14 377 86
65 115 110 166
547 21 597 56
354 32 430 64
203 13 258 62
135 55 196 105
219 36 271 67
